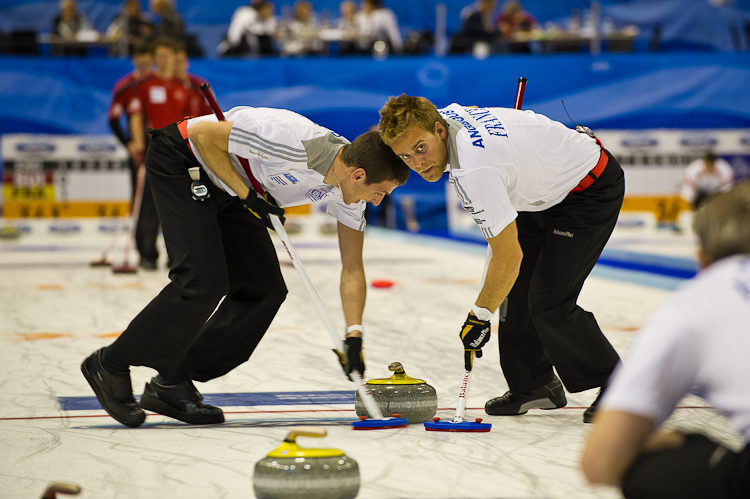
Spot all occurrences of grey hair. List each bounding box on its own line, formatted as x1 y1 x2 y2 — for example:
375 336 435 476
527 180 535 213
693 180 750 263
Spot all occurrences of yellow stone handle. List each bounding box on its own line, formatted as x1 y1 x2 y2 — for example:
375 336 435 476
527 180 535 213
388 362 405 374
284 426 327 443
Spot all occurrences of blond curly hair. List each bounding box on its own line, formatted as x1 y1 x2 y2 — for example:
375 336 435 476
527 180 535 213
378 94 447 145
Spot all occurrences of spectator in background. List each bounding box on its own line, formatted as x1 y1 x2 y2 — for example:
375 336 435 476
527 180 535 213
108 42 153 203
218 0 278 56
680 151 734 210
106 0 155 48
358 0 402 53
452 0 497 53
336 0 363 54
174 44 212 118
282 0 324 55
127 37 192 270
460 0 482 23
496 0 538 40
336 1 358 32
581 181 750 499
149 0 186 42
53 0 93 39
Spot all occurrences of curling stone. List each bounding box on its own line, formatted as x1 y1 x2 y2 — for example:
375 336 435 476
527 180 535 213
355 362 437 423
254 427 359 499
0 226 22 240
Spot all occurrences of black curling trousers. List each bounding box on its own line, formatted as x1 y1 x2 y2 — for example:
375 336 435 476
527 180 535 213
108 122 288 382
498 150 624 394
622 434 750 499
135 174 160 265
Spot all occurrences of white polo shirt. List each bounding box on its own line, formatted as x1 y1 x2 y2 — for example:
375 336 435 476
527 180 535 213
680 157 734 203
186 106 366 231
440 104 601 239
600 255 750 443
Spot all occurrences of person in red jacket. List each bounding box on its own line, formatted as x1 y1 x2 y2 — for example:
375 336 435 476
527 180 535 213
108 42 153 202
175 44 212 119
127 36 195 270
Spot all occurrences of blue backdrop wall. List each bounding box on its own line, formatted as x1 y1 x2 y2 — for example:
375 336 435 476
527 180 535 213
2 52 749 139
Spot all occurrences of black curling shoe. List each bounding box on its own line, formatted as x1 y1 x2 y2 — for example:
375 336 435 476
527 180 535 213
583 385 607 424
81 349 146 428
485 376 567 415
140 379 224 425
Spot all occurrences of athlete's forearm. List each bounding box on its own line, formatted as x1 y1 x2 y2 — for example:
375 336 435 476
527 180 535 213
188 121 251 199
475 221 522 313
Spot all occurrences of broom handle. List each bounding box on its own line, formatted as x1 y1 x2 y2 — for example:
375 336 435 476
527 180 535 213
456 77 528 423
269 215 385 420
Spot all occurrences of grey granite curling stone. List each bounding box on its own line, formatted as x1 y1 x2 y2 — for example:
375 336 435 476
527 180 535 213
355 362 437 423
254 427 359 499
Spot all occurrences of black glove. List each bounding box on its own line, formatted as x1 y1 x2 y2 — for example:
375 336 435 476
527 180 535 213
459 313 491 371
333 336 365 381
240 191 285 230
464 349 481 371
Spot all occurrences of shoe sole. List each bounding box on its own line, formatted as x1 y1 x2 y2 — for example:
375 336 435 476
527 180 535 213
486 395 568 416
80 359 145 428
140 389 224 425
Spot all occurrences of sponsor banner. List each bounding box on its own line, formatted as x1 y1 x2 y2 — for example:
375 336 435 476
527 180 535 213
2 201 131 218
1 134 130 217
596 129 750 195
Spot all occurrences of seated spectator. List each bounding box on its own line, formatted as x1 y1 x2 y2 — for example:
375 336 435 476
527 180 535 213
459 1 482 23
581 181 750 499
451 0 497 53
336 0 364 54
218 0 278 56
149 0 186 42
282 0 324 55
680 151 734 210
52 0 93 40
357 0 402 53
106 0 155 47
496 0 538 40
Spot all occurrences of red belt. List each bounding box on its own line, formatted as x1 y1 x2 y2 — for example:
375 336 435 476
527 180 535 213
176 117 193 155
571 147 607 194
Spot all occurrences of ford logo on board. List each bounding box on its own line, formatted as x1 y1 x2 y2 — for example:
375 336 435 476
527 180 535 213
621 137 658 148
15 143 56 153
78 143 117 153
680 136 718 148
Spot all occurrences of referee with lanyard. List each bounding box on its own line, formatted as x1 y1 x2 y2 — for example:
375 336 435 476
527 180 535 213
81 106 409 428
379 95 625 423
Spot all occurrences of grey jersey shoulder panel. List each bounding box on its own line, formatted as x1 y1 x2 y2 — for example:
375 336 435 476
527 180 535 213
302 133 351 176
445 119 463 171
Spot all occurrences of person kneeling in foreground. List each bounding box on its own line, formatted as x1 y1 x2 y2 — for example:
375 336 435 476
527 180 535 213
581 181 750 498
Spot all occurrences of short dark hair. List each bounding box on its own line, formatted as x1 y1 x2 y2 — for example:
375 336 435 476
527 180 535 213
132 42 151 56
340 130 410 185
150 36 178 53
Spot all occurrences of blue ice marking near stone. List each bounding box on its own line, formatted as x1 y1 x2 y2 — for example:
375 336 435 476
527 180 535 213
59 390 356 411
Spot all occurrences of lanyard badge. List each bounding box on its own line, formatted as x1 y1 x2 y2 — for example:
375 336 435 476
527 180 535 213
189 167 210 202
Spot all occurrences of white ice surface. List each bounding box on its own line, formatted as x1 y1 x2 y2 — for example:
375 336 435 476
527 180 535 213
0 216 740 499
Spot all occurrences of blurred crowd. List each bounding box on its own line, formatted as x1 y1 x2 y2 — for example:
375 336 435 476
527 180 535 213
217 0 406 56
13 0 640 58
49 0 200 56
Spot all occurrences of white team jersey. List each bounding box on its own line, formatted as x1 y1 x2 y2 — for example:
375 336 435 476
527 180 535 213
440 103 602 239
186 106 366 231
680 158 734 203
601 255 750 443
